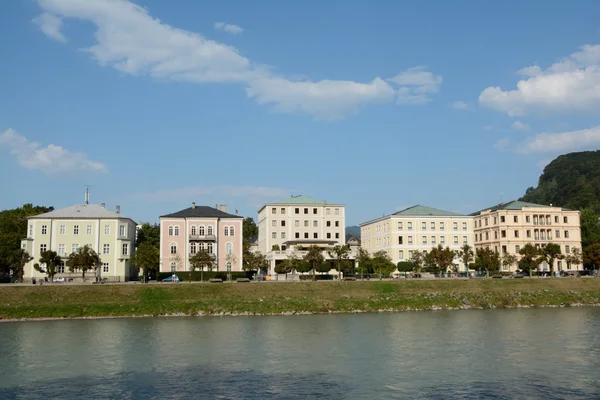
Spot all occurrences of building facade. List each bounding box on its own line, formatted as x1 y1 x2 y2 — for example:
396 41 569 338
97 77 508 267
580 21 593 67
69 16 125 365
159 203 243 273
472 201 582 272
257 195 347 273
360 205 475 272
21 203 137 281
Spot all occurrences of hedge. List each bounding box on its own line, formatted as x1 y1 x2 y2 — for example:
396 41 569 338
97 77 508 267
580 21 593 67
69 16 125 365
157 270 253 282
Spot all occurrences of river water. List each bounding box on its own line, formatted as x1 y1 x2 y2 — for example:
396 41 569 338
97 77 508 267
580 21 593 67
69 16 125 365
1 308 599 399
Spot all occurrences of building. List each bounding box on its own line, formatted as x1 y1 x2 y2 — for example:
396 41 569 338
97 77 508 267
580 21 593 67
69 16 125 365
257 195 347 273
360 205 475 272
471 200 582 272
159 203 243 273
21 202 137 281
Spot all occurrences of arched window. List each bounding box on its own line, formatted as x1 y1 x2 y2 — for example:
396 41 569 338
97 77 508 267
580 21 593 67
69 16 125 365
168 226 173 236
207 243 213 254
170 262 176 272
485 232 489 240
174 226 180 236
226 262 232 272
190 243 197 254
191 226 196 236
199 226 205 235
226 242 233 255
207 226 213 235
224 227 229 236
170 242 177 254
200 242 205 251
229 226 235 236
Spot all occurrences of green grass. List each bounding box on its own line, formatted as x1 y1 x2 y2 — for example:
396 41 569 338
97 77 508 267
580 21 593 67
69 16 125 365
1 279 600 320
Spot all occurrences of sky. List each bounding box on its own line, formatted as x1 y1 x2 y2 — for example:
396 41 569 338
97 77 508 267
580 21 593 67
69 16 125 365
1 0 600 226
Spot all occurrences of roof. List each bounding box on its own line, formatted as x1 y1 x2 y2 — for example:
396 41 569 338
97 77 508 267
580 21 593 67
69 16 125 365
267 195 342 206
393 205 465 217
29 204 134 221
470 200 569 216
161 205 242 219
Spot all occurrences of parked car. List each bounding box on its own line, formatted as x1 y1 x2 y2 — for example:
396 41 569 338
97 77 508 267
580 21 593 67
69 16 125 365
53 277 65 283
162 274 180 283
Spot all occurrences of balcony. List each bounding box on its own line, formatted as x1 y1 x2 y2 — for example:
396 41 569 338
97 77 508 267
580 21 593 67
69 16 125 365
189 252 216 259
189 234 216 241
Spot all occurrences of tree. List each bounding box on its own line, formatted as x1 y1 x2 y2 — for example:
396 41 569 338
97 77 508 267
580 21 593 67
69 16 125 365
303 245 324 281
428 245 455 275
580 208 600 248
37 250 62 281
135 222 160 248
458 244 474 275
476 247 500 277
583 244 600 272
284 251 300 281
189 249 215 282
66 245 101 279
243 251 268 273
9 249 32 283
226 252 237 281
316 262 332 274
371 250 395 279
274 261 292 277
410 250 425 273
131 242 160 283
565 247 582 270
397 261 414 273
540 243 562 276
295 260 312 275
355 248 372 280
327 244 350 279
519 243 540 276
501 253 518 273
242 217 258 242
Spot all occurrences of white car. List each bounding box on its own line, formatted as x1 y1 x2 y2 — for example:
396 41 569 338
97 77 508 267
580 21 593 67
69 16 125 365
53 277 65 283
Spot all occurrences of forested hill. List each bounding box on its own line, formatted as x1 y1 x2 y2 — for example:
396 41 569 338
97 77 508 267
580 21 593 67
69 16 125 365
519 150 600 247
520 151 600 211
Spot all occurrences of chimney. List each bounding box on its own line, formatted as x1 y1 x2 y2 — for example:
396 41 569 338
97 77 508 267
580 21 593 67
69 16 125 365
116 205 120 214
220 204 227 212
101 202 105 208
192 202 196 209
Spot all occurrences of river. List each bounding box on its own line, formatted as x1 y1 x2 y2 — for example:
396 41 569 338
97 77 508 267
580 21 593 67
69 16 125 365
1 308 599 399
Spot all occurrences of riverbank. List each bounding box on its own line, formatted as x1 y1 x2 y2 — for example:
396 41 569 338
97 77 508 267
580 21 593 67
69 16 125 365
1 279 600 321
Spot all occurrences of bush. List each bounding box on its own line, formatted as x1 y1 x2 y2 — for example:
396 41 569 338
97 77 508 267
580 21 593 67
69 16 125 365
299 274 334 281
157 270 253 282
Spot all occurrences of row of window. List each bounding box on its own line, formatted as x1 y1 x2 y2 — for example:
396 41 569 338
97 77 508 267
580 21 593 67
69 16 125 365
168 225 235 236
377 235 469 247
476 214 569 227
475 229 570 242
370 221 470 235
169 262 232 272
271 232 341 240
34 224 128 237
170 242 233 255
271 220 341 228
491 244 573 255
271 207 340 215
41 243 129 256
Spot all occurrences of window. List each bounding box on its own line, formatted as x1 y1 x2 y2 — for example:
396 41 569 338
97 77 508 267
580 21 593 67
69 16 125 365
408 222 413 231
60 225 65 235
335 208 339 215
281 208 286 214
399 250 404 259
326 221 331 227
440 236 445 245
190 243 197 254
122 243 129 256
500 216 505 223
72 244 79 253
226 262 232 272
422 222 427 230
272 232 276 239
295 233 300 239
327 233 331 239
226 243 232 255
272 220 276 227
313 221 318 227
431 222 436 231
295 220 300 227
313 208 317 214
120 225 125 237
199 226 205 236
281 221 286 227
191 226 196 235
398 222 403 230
565 245 570 254
29 225 33 237
408 236 413 245
564 230 569 238
326 208 331 215
58 244 65 255
514 216 518 223
398 236 403 245
485 232 489 240
485 218 488 226
493 217 497 225
87 224 92 235
57 265 65 273
335 233 340 239
526 216 531 223
170 243 177 255
224 227 229 236
501 230 506 238
207 226 213 235
304 220 309 227
554 216 559 223
281 232 286 239
102 263 109 273
440 222 444 231
170 262 176 272
304 233 309 239
431 236 436 245
335 221 339 227
173 226 178 236
40 244 47 253
313 233 318 239
408 250 413 259
295 208 300 214
462 236 468 245
514 230 519 238
502 245 507 253
207 243 213 253
168 226 173 236
42 225 48 235
527 230 531 238
272 207 277 214
454 236 459 245
564 216 568 223
304 208 308 214
462 222 467 231
103 244 110 254
555 230 560 238
422 236 427 245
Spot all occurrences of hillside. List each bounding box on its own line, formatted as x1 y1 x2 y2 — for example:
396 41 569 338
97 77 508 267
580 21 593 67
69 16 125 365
345 225 361 239
519 150 600 247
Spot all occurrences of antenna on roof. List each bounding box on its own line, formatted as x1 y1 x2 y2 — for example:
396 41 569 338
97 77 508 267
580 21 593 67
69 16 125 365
85 185 92 205
500 192 504 204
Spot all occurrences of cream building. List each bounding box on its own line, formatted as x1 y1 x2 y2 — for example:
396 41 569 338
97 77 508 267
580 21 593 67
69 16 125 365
21 202 138 282
257 195 347 273
471 200 582 272
360 205 475 273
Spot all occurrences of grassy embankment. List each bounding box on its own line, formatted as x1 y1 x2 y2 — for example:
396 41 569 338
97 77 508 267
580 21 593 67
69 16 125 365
1 279 600 320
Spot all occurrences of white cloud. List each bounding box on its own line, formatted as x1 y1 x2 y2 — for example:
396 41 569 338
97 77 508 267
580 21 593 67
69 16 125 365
32 12 66 42
0 128 108 175
479 44 600 116
451 101 471 110
35 0 442 119
511 120 530 132
389 67 443 104
214 22 243 35
494 137 511 150
515 125 600 154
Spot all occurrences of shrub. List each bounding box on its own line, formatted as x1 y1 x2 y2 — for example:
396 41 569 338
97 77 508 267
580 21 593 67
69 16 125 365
157 271 252 282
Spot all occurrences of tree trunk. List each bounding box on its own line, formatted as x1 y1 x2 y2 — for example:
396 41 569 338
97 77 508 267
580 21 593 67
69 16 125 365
312 265 316 281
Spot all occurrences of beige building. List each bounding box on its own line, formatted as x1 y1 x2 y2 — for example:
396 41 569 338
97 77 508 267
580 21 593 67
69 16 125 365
257 195 347 273
21 202 137 282
360 205 475 273
471 200 582 272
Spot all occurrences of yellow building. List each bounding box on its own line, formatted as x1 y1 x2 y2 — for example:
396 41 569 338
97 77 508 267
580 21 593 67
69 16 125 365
471 200 582 273
360 205 475 272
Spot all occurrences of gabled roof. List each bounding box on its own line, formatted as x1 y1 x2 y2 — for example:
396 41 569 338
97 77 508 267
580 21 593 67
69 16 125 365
393 205 465 217
268 195 342 205
470 200 569 216
29 204 134 221
161 205 242 219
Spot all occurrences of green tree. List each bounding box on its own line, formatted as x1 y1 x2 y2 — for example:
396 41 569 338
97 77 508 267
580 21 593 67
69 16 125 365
397 261 414 273
428 245 455 275
135 222 160 248
540 243 562 276
131 242 160 282
284 251 300 281
8 249 32 283
580 208 600 248
66 245 101 279
371 250 395 279
519 243 540 276
242 217 258 242
410 250 425 273
476 247 500 277
355 248 371 280
501 253 518 273
583 244 600 271
295 260 312 275
37 250 62 281
565 247 582 270
189 249 215 282
458 244 474 275
316 261 332 274
327 244 350 280
303 245 324 281
274 261 292 277
243 251 268 273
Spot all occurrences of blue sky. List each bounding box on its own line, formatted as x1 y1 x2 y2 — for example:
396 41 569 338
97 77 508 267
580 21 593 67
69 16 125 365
1 0 599 226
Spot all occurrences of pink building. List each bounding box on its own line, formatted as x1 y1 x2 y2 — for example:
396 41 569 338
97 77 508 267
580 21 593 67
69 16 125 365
159 203 243 273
